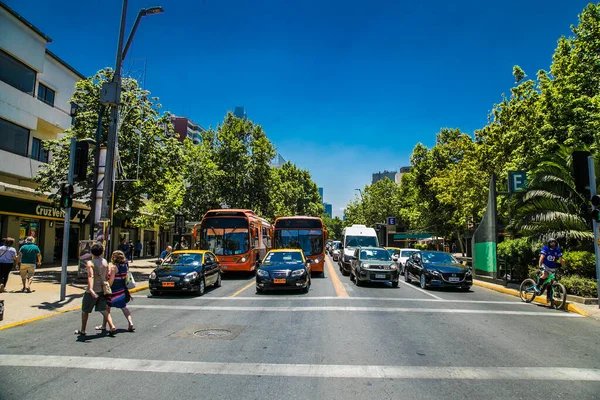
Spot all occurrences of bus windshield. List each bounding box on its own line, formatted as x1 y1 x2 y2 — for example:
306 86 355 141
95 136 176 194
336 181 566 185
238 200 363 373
200 217 249 256
274 229 323 256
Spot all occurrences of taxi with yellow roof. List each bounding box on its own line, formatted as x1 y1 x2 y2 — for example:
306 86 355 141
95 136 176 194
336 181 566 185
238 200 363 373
255 249 311 294
149 250 221 296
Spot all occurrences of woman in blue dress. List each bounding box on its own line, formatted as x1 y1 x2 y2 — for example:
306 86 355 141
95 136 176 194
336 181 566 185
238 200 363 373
96 250 135 332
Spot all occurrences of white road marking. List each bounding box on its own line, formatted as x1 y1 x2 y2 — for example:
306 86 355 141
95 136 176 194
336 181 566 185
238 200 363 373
127 304 582 317
0 355 597 380
133 295 537 306
397 279 443 299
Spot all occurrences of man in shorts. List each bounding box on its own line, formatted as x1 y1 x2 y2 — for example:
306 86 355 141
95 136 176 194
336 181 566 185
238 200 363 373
18 236 41 293
75 243 116 336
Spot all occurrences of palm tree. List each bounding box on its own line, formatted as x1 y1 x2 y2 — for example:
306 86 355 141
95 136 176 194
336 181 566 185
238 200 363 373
510 146 597 245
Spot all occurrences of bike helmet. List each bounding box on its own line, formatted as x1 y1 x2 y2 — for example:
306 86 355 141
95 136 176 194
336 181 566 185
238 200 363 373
547 238 558 246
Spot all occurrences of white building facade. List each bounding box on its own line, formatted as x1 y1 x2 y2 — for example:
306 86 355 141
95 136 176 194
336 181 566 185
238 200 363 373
0 2 89 262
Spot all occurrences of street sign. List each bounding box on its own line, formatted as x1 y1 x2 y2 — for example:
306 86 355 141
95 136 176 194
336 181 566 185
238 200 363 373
508 171 527 193
387 217 396 225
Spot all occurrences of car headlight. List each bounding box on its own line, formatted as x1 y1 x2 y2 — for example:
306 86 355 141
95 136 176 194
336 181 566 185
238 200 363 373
237 257 247 263
465 269 472 276
257 269 269 277
149 271 156 280
430 270 441 276
389 264 397 270
362 264 370 269
291 269 305 277
184 271 198 281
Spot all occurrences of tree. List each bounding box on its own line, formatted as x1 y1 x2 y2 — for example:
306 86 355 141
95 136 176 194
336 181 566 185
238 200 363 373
269 161 323 219
322 214 343 240
35 68 184 225
343 178 403 228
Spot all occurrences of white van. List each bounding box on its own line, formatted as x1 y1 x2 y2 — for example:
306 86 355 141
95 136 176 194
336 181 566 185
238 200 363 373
338 224 378 275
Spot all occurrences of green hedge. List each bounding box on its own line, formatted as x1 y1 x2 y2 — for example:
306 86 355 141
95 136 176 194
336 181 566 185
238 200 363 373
562 251 596 279
560 275 598 298
498 238 537 280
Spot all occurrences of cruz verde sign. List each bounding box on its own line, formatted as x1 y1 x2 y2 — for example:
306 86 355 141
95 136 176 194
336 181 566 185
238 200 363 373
35 205 66 219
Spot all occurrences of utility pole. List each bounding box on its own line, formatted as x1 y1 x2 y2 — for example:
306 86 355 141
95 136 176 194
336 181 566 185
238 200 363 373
89 106 105 239
588 156 600 308
60 137 76 302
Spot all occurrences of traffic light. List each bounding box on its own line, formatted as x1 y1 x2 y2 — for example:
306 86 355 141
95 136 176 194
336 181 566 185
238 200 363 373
60 183 73 209
73 141 89 182
573 151 591 194
592 195 600 222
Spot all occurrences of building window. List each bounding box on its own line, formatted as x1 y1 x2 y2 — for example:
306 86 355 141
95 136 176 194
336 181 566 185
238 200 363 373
0 50 36 95
0 118 29 156
31 137 49 163
37 83 55 107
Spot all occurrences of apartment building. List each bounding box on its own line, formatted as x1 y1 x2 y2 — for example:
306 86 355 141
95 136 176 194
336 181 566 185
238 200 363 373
171 115 204 145
0 1 88 262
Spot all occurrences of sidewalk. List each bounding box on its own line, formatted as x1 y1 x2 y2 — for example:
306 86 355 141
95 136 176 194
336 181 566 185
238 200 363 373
0 258 156 329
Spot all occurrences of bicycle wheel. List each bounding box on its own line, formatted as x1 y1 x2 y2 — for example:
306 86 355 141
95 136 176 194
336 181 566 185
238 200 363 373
551 282 567 309
519 279 537 303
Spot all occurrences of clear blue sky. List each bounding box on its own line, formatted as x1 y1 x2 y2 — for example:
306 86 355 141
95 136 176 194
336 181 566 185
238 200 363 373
7 0 593 217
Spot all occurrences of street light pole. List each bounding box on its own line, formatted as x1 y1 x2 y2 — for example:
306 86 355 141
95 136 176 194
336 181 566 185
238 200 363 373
354 188 363 200
99 1 163 255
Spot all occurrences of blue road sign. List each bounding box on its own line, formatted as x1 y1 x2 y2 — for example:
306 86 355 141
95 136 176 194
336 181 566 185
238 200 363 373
387 217 396 225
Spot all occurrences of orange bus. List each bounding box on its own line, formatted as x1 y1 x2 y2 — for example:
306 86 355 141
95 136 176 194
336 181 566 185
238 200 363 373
193 209 272 273
273 216 328 276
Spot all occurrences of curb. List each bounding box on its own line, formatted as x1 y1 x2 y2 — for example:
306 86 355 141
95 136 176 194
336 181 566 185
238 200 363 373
473 280 589 317
0 284 149 332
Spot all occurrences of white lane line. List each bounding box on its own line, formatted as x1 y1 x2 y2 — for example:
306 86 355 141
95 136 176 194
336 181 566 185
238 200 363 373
127 304 582 317
0 355 598 380
132 295 535 306
398 279 442 300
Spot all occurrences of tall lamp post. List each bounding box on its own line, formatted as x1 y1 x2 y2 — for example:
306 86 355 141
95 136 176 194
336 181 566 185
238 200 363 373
98 1 163 254
354 188 363 200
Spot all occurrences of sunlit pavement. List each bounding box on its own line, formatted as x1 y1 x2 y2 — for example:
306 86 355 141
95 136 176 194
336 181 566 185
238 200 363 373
1 255 600 400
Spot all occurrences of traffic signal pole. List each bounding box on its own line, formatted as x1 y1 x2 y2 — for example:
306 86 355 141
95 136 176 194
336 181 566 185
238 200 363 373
60 137 77 302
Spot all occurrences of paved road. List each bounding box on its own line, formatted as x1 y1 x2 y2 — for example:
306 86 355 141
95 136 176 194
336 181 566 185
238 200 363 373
1 255 600 399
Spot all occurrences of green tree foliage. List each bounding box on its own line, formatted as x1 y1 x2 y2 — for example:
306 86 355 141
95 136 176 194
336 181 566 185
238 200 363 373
344 178 402 227
322 214 343 240
35 68 184 224
269 161 323 219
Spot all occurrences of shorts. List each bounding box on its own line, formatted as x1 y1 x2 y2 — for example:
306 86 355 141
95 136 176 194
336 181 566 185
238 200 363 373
81 292 108 313
542 265 558 274
20 263 36 279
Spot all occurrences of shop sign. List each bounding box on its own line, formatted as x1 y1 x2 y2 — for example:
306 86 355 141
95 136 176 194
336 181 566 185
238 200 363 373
35 205 66 219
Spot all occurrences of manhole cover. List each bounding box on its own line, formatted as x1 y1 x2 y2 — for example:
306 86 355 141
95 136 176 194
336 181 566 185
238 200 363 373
193 329 233 338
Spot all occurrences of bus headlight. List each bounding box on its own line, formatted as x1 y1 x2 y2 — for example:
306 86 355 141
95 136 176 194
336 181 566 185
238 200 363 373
237 257 247 263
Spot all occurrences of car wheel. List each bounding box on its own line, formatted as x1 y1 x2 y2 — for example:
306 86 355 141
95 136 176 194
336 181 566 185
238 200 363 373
391 280 399 288
341 266 350 276
150 290 160 296
419 273 427 289
196 278 205 296
355 273 362 286
399 265 404 276
462 286 471 292
214 272 222 288
405 269 411 283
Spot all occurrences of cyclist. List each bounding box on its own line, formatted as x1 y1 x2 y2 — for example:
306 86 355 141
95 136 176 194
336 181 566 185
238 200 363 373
535 238 565 305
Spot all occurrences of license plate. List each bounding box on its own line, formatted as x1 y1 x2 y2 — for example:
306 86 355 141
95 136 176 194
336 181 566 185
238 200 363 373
162 282 175 287
375 274 386 279
449 277 460 282
273 278 286 284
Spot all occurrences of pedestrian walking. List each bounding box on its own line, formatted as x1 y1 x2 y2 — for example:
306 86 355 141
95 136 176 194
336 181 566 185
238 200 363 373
96 250 135 332
74 242 116 337
18 236 41 293
128 240 134 262
135 240 142 258
0 237 19 293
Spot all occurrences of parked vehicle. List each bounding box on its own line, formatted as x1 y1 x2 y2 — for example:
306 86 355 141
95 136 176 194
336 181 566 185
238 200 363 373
350 246 399 287
256 249 311 293
338 225 378 276
149 250 221 296
404 251 472 291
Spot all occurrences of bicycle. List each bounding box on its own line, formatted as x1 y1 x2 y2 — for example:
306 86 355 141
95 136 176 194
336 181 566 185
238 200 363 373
519 268 567 309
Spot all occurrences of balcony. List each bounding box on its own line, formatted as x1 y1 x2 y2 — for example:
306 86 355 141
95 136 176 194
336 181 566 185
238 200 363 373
0 148 46 180
0 80 71 132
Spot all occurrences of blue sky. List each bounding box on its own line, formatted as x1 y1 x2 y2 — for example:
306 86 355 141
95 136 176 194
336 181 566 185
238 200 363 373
6 0 593 217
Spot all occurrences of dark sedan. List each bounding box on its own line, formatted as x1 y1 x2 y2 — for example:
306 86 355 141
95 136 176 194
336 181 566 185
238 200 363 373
404 251 472 291
149 250 221 296
256 249 311 293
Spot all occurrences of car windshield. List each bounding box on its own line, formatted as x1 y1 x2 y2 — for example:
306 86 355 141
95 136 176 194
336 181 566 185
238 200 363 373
274 229 323 255
262 251 304 266
360 249 391 261
345 235 377 248
400 250 417 258
421 252 458 264
162 253 203 266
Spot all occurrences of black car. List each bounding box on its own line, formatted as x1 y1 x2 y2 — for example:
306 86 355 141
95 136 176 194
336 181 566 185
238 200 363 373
404 251 472 291
350 246 400 287
149 250 221 296
256 249 311 293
